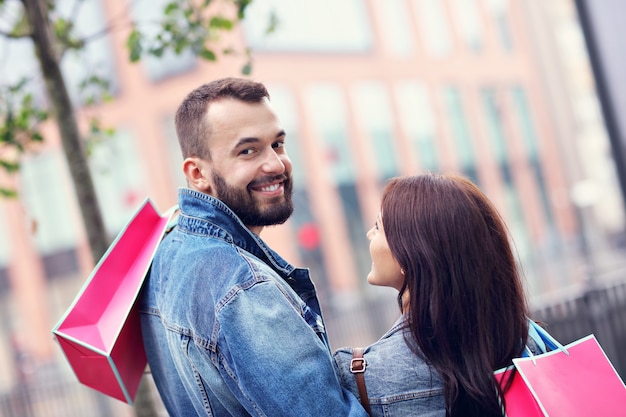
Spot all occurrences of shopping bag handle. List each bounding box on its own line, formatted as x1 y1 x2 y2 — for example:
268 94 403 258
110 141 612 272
496 320 568 416
524 319 568 364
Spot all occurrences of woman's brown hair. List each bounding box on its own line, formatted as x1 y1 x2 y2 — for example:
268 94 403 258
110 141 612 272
381 173 529 417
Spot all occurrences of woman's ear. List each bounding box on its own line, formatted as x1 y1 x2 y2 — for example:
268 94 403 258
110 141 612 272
183 157 212 193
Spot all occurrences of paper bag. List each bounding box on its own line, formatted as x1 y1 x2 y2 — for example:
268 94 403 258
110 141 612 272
52 198 177 404
497 332 626 416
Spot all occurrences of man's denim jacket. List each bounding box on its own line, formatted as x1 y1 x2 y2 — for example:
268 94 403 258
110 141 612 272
140 189 366 417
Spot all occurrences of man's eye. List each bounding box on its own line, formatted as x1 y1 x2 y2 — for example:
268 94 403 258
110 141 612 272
272 141 285 149
240 148 255 155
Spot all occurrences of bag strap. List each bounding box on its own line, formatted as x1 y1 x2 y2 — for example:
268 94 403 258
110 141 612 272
351 347 371 416
523 320 566 364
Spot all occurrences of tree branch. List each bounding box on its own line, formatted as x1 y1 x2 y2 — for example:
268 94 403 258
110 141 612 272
77 0 134 45
0 28 31 38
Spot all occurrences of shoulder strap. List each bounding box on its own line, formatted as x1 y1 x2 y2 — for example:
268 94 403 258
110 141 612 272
351 348 371 415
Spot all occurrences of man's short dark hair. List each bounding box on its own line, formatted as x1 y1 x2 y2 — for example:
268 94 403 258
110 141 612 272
175 78 270 159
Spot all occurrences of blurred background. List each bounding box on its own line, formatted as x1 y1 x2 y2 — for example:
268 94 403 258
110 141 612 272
1 0 625 415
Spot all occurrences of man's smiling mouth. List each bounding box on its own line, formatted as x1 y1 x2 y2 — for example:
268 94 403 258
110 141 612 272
260 183 281 192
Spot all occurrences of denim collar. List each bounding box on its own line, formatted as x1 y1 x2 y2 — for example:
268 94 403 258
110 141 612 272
176 188 298 278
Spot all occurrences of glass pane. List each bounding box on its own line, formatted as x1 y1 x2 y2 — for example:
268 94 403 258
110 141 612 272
511 86 539 157
412 0 452 57
90 129 146 234
441 86 475 170
352 81 399 180
162 116 186 188
19 152 79 253
449 0 484 52
303 83 370 284
0 205 10 265
372 0 415 56
265 84 307 187
244 0 372 52
57 0 119 103
485 0 514 51
480 86 508 162
267 84 331 298
394 80 439 170
304 84 357 185
0 37 44 103
511 86 557 232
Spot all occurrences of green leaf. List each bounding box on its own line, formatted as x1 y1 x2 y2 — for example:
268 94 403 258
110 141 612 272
241 61 252 76
235 0 253 19
0 159 20 173
209 16 233 30
200 48 216 61
164 1 179 15
0 187 18 199
126 29 143 62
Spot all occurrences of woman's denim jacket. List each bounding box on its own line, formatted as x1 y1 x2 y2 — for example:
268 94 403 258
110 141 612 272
334 318 446 417
140 189 366 417
334 317 550 417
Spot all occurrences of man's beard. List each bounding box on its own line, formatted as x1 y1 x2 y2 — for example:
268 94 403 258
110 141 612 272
212 171 294 227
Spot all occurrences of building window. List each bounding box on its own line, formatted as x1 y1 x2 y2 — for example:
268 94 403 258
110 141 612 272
265 84 308 186
0 206 10 293
441 85 479 182
511 86 539 157
394 80 439 171
57 0 119 104
511 85 558 237
304 83 370 283
371 0 415 57
0 267 8 295
305 84 358 185
480 87 532 269
480 87 508 161
449 0 484 52
243 0 372 53
89 128 146 235
0 2 45 103
267 84 332 302
412 0 452 58
163 116 186 188
352 81 400 181
0 204 9 266
485 0 514 51
20 152 80 254
131 0 196 82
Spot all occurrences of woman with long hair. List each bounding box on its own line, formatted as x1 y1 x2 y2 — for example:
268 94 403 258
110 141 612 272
334 173 542 417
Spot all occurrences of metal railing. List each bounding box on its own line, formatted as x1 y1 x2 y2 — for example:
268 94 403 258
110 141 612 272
532 279 626 378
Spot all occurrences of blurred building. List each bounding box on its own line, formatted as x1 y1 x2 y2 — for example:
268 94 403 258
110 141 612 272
0 0 625 413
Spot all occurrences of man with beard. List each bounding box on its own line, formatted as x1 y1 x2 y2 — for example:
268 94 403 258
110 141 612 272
140 78 367 417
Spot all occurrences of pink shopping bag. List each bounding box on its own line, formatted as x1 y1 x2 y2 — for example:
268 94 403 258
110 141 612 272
494 366 543 417
52 199 177 404
497 333 626 416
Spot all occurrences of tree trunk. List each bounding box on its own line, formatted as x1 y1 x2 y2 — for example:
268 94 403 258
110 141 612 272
21 0 156 415
22 0 109 261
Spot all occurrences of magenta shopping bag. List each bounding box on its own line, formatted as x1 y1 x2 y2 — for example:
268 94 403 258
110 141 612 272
52 199 177 404
496 325 626 416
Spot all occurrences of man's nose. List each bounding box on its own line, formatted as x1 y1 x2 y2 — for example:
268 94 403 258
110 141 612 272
262 149 286 173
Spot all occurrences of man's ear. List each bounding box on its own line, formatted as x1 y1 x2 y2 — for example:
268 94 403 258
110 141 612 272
183 157 212 193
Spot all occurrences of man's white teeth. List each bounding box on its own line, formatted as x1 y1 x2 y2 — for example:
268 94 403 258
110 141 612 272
261 184 279 192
